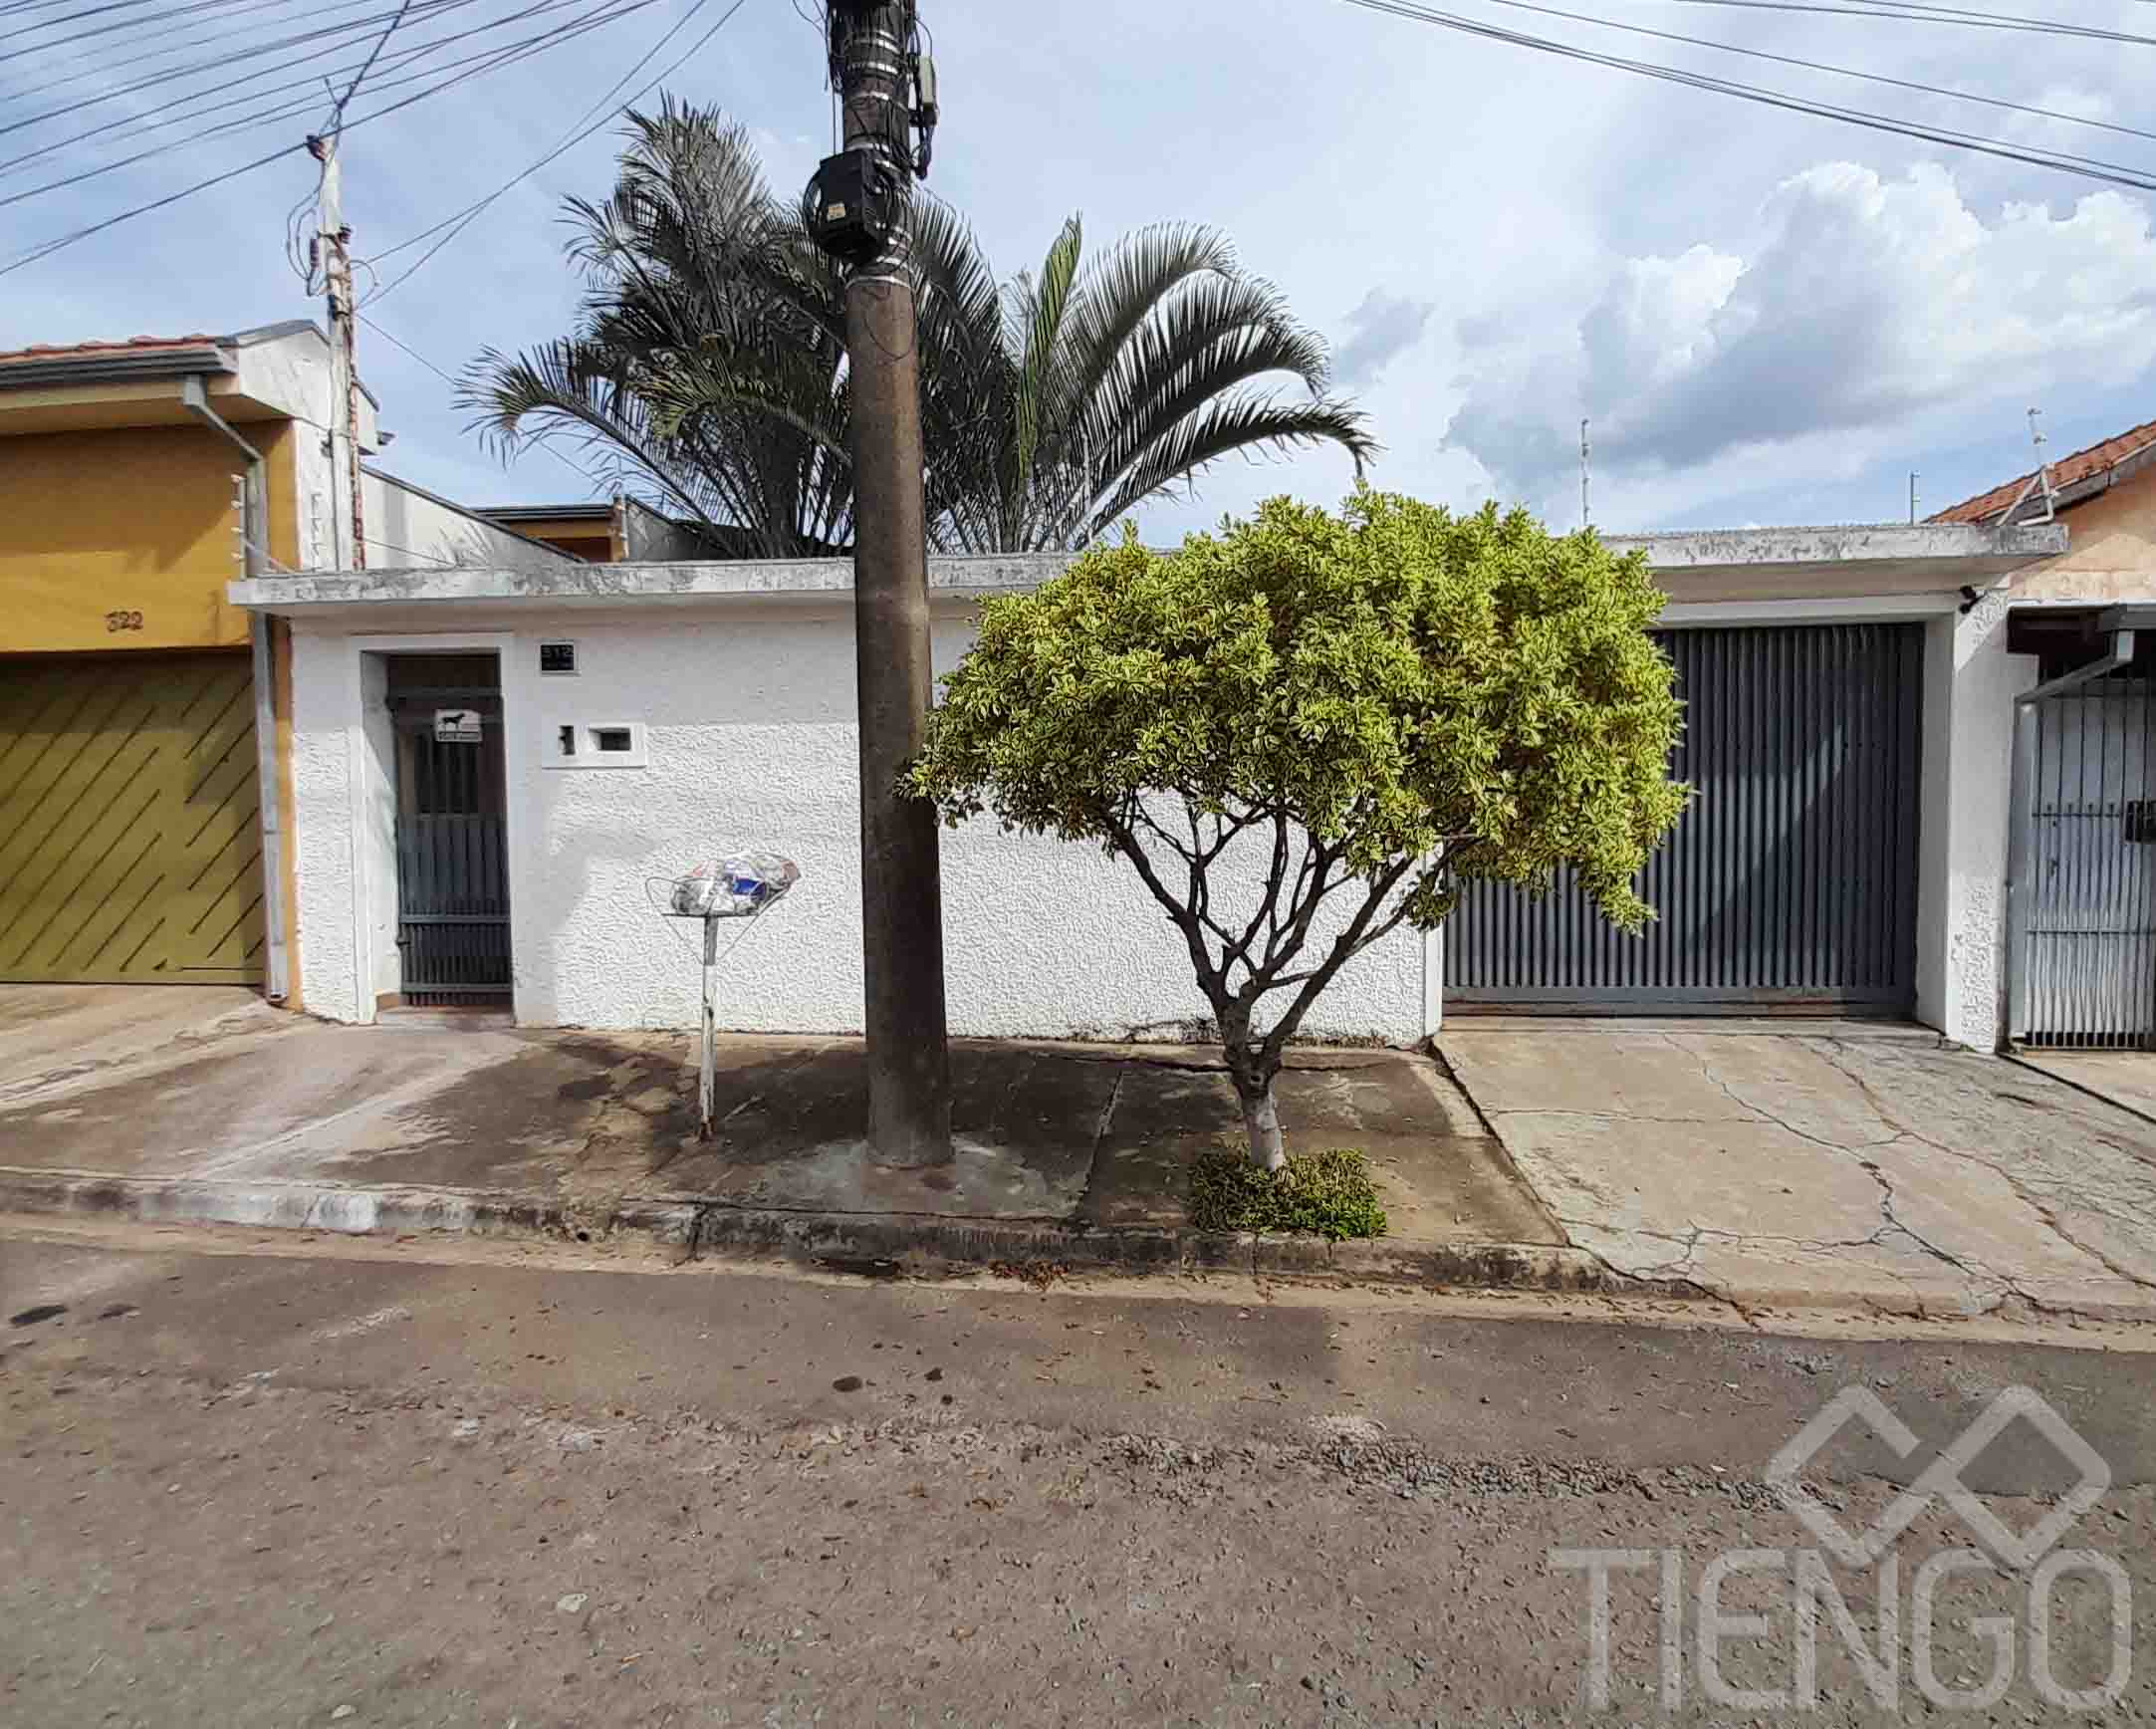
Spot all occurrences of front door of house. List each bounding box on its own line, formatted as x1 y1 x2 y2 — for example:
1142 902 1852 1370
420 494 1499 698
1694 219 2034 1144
387 657 510 1006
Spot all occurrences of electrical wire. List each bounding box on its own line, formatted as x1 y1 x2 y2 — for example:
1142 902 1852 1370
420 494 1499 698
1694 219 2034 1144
1470 0 2156 150
361 0 749 301
1337 0 2156 195
335 0 416 116
0 0 493 152
356 310 614 494
0 0 664 211
0 0 664 274
14 0 407 108
0 0 302 55
1660 0 2156 47
4 0 591 150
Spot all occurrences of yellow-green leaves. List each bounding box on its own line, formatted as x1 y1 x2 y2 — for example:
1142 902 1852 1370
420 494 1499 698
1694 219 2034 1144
907 487 1688 933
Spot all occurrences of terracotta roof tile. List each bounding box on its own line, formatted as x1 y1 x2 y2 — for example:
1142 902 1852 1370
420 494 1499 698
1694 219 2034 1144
1929 414 2156 524
0 332 226 366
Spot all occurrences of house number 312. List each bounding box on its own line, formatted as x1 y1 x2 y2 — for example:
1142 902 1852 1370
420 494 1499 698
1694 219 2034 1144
105 610 143 632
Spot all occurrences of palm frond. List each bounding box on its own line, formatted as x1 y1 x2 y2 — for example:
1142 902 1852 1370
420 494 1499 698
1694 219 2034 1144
1087 388 1379 541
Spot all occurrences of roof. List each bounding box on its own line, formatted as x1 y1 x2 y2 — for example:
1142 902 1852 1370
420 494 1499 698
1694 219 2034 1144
1931 415 2156 525
0 333 223 365
0 320 321 370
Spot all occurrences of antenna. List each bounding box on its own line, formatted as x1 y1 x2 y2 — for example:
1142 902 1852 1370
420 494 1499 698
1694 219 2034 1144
1909 470 1919 525
1580 419 1591 530
1998 406 2057 527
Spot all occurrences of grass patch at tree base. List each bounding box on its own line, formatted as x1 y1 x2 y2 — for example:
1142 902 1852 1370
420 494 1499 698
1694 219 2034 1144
1188 1145 1388 1241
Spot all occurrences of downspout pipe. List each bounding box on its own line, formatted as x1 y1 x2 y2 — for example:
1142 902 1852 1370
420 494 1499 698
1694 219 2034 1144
182 374 290 1006
2004 626 2136 1045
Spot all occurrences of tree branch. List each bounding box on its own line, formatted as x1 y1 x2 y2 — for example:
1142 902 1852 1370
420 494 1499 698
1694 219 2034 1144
1257 855 1420 1070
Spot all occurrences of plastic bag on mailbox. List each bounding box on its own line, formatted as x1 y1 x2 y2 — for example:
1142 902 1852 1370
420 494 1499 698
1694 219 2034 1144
666 853 800 918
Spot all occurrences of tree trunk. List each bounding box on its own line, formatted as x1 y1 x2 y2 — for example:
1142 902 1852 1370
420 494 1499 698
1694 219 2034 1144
1239 1081 1286 1172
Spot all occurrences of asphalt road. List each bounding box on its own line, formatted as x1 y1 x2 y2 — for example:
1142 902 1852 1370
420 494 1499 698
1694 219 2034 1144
3 1219 2153 1726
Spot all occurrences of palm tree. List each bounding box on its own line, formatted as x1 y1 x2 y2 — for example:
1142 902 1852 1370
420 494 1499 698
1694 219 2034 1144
461 101 1375 557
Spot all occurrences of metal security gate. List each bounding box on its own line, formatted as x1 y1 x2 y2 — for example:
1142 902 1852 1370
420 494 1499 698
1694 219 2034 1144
2013 675 2156 1048
388 677 509 1006
1445 623 1924 1012
0 651 264 984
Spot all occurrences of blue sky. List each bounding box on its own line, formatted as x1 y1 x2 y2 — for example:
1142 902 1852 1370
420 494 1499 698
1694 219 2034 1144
6 0 2156 539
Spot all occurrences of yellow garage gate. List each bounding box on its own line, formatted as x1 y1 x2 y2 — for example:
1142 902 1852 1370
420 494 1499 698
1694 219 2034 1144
0 651 265 984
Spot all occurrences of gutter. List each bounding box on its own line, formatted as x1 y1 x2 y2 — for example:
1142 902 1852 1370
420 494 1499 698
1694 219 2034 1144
0 344 234 388
181 374 290 1007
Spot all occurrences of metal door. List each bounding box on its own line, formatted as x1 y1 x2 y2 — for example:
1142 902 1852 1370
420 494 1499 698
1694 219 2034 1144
1443 623 1924 1011
388 684 509 1005
0 651 264 984
2015 677 2156 1048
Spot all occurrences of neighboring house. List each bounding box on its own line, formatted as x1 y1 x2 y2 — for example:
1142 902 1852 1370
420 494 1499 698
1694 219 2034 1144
477 499 731 564
229 522 2071 1047
1929 417 2156 1051
0 322 577 998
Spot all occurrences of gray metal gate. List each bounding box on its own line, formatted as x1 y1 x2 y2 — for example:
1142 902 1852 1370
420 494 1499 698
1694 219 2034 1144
2012 674 2156 1048
389 685 510 1006
1444 623 1924 1011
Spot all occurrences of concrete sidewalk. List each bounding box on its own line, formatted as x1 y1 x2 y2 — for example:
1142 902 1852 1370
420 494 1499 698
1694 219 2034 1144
0 992 1579 1288
1440 1021 2156 1322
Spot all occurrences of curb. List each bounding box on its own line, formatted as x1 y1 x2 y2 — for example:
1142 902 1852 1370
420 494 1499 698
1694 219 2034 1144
0 1164 1662 1298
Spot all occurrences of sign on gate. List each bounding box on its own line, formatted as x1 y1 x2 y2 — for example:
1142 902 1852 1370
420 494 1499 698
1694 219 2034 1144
433 707 484 744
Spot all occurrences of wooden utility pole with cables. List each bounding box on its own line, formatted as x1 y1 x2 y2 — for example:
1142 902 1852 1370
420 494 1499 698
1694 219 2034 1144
807 2 949 1167
309 129 366 571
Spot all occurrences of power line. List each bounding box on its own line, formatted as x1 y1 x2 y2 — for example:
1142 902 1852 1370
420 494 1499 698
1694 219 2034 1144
1337 0 2156 195
335 0 417 116
0 0 664 274
4 0 587 149
363 0 748 301
0 0 661 212
0 0 492 151
357 310 614 494
0 0 296 55
16 0 407 106
1660 0 2156 48
1472 0 2156 150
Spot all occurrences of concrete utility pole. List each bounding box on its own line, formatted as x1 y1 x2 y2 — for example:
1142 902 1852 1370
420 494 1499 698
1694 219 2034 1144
309 130 366 571
809 2 950 1165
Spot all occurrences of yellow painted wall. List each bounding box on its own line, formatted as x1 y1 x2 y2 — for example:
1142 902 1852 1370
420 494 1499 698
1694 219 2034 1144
2015 462 2156 601
0 419 296 652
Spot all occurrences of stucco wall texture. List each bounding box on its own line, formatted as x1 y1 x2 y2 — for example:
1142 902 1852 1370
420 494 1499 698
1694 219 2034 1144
289 607 1428 1043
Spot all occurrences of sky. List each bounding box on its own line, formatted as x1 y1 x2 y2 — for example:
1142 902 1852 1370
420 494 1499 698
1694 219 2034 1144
6 0 2156 540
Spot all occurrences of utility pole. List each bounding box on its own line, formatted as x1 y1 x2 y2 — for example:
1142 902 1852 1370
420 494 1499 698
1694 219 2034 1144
309 129 366 571
1909 471 1919 525
1579 419 1591 530
806 3 950 1166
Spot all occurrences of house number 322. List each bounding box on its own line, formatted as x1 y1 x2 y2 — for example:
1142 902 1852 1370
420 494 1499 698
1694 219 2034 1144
105 610 143 632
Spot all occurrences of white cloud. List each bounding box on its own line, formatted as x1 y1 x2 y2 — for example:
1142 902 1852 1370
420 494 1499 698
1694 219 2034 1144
1444 162 2156 518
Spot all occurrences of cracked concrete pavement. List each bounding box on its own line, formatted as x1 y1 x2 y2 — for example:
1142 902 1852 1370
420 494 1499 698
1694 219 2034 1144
0 988 1556 1273
1440 1023 2156 1321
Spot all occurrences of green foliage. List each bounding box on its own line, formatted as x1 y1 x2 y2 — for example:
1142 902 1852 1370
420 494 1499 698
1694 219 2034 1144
459 102 1374 557
1189 1145 1389 1241
908 487 1689 1153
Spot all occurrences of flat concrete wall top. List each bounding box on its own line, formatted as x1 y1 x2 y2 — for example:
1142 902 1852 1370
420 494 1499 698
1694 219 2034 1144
229 522 2069 615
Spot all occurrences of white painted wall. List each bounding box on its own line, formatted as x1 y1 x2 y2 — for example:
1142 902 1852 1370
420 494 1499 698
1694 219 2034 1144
1916 591 2040 1050
361 470 579 576
288 603 1427 1044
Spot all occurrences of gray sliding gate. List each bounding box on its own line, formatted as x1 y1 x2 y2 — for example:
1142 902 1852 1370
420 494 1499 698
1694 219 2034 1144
1444 623 1924 1012
2012 674 2156 1049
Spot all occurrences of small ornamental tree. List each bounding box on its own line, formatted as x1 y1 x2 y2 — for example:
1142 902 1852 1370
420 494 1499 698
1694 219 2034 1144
907 489 1689 1169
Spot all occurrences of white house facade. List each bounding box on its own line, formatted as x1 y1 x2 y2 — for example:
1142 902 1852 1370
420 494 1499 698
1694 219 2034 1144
234 515 2116 1054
